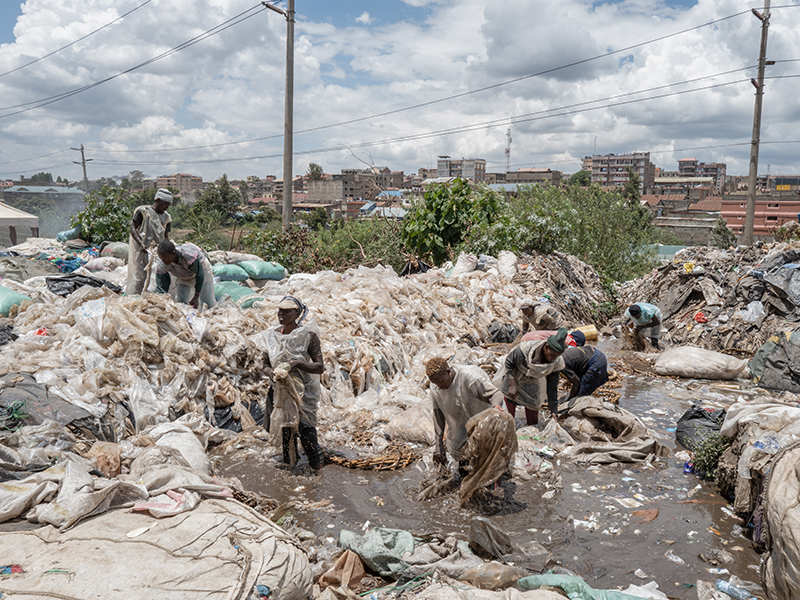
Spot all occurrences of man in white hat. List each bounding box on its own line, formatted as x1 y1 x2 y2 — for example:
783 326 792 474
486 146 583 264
127 188 173 295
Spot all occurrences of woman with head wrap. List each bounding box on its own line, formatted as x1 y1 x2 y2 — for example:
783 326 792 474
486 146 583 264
520 299 564 334
500 327 568 425
262 296 324 470
127 188 172 295
426 357 504 467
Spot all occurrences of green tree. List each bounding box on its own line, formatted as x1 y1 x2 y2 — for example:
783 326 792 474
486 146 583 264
710 216 738 248
30 172 53 184
305 207 329 231
238 181 249 204
622 167 642 202
401 178 502 265
127 170 145 188
120 177 131 190
306 163 324 180
568 170 591 186
70 186 140 244
193 174 242 218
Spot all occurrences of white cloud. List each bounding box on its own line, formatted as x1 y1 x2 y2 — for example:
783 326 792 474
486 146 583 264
0 0 798 183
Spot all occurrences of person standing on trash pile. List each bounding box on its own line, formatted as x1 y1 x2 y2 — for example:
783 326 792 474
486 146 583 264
263 296 325 470
624 302 662 350
127 188 172 295
427 357 504 470
500 328 568 425
559 330 609 404
155 240 216 310
520 299 564 334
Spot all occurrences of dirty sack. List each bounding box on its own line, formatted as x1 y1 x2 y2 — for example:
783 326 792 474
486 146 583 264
319 550 366 590
469 516 514 559
459 409 517 505
0 498 312 600
0 284 31 317
404 536 483 580
653 346 748 380
675 405 726 451
561 397 669 464
412 584 565 600
488 321 520 344
749 330 800 393
339 527 414 578
383 404 435 445
761 439 800 600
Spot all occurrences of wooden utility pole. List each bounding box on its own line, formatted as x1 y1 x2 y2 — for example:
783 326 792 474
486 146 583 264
743 0 772 245
71 144 93 192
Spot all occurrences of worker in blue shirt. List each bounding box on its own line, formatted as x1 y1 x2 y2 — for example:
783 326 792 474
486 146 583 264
624 302 662 349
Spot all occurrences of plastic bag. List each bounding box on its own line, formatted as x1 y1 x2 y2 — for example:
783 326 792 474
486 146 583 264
56 225 82 242
450 253 478 277
238 260 287 281
86 441 121 477
0 284 31 317
497 251 518 280
212 263 250 281
737 300 765 323
653 346 748 380
100 242 129 260
83 257 125 272
148 421 211 475
540 419 575 452
214 281 265 309
383 405 435 445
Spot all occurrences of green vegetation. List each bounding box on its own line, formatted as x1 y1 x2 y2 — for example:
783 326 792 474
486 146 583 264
193 174 242 218
568 170 591 186
689 426 731 480
304 207 329 231
306 163 324 180
71 186 140 244
621 166 642 202
710 216 739 248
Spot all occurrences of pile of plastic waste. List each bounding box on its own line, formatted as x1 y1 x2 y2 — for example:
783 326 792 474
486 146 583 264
617 242 800 354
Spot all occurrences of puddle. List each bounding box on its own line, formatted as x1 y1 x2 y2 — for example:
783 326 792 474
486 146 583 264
213 345 765 598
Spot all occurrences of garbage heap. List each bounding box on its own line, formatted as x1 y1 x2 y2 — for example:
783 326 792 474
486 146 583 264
715 400 800 600
618 243 800 354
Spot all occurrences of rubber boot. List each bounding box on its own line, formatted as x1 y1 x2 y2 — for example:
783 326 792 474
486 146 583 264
282 427 298 467
299 424 324 470
651 337 661 350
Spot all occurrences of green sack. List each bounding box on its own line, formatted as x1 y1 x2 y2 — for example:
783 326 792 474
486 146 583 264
56 224 82 242
518 574 647 600
238 260 286 281
214 281 264 309
212 263 249 282
0 284 31 317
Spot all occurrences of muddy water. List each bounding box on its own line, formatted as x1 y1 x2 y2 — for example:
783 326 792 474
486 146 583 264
213 349 766 599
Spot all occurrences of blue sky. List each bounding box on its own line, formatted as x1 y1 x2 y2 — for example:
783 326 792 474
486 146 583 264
0 0 797 182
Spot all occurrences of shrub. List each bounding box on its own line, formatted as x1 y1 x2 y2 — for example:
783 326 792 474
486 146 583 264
71 186 139 244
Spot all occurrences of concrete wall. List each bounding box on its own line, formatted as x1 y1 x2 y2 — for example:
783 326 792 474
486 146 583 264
655 217 715 245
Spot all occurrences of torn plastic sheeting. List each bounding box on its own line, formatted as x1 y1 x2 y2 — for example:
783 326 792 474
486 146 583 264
412 584 567 599
459 409 518 505
0 498 312 600
518 574 656 600
675 405 726 451
749 331 800 393
45 273 123 297
132 488 201 518
146 421 211 475
338 527 414 578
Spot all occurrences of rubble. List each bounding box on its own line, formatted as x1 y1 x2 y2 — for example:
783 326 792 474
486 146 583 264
618 243 800 354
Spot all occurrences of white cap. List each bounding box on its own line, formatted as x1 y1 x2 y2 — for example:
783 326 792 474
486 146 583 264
154 188 173 204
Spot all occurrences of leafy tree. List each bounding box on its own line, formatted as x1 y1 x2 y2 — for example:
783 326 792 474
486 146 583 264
568 170 591 186
120 177 131 190
70 186 139 244
56 176 63 183
127 170 145 188
622 167 642 202
401 178 502 265
710 216 738 248
238 182 249 204
306 163 324 180
193 174 242 218
305 207 329 231
30 172 53 184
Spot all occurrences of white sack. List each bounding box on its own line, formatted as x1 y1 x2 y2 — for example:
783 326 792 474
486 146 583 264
383 404 436 445
653 346 748 380
148 422 211 475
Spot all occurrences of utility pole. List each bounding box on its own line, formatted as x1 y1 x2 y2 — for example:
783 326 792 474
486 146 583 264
262 1 294 229
743 0 772 245
71 144 93 192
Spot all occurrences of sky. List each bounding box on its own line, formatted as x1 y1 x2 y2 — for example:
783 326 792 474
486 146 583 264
0 0 798 185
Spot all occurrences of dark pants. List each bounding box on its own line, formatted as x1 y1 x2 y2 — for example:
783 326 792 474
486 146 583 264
265 387 323 469
504 398 538 425
577 349 609 397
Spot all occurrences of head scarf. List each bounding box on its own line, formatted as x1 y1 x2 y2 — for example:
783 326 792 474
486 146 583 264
426 357 450 379
278 295 308 324
154 188 173 204
546 327 569 353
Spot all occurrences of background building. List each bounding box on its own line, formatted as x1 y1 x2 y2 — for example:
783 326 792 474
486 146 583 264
581 152 654 191
436 156 487 182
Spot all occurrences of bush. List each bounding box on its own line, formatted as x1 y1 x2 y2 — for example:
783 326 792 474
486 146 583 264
241 226 320 274
71 186 140 244
690 427 731 480
711 216 739 248
315 217 405 273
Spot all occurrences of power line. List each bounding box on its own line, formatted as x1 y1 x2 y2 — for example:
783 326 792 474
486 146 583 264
0 0 155 80
0 3 267 118
0 148 71 166
85 8 755 155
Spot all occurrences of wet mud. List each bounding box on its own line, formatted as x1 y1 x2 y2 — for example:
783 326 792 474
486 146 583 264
213 344 766 598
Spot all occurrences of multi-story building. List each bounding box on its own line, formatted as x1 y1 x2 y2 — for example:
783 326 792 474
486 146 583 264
677 158 727 194
156 173 204 199
772 176 800 191
308 179 345 203
721 193 800 237
581 152 654 191
505 168 562 187
436 156 487 182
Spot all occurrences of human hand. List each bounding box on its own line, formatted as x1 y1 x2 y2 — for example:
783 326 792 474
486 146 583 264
190 294 199 309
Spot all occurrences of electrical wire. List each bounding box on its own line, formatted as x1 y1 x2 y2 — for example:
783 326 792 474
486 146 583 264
0 148 71 166
76 7 758 155
0 0 155 80
0 3 267 118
